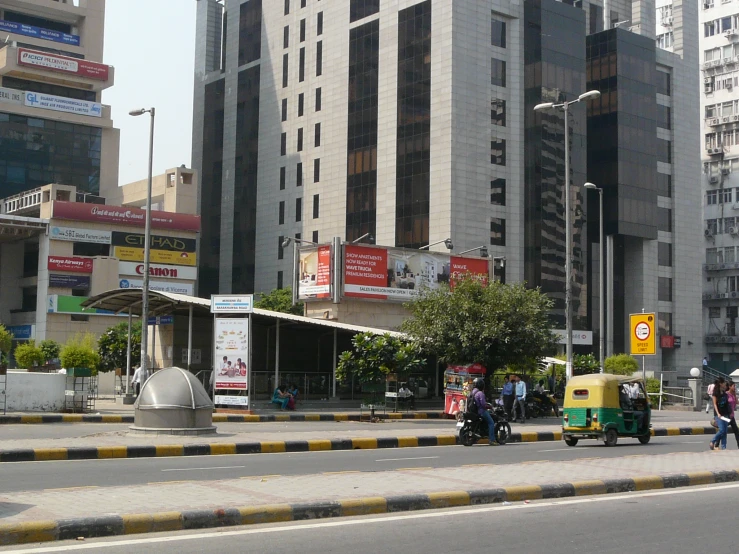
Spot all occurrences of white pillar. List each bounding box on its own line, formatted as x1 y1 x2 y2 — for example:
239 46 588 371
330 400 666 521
332 328 337 398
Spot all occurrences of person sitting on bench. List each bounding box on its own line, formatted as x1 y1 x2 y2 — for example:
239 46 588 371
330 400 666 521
272 385 291 410
399 383 415 409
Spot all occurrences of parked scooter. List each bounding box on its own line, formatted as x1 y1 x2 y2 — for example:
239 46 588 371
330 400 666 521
526 391 559 418
457 404 512 446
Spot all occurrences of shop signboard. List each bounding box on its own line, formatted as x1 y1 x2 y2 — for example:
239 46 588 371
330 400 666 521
118 279 194 296
25 91 102 117
554 330 594 346
112 246 197 266
111 232 196 253
0 20 80 45
342 244 490 302
297 244 332 300
147 315 174 326
18 48 109 80
211 295 254 314
118 261 197 280
47 256 93 273
213 318 249 390
51 201 201 232
0 86 23 105
49 274 90 289
50 226 111 244
47 295 121 316
6 324 35 341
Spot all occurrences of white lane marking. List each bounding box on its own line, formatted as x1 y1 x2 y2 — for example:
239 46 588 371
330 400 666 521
537 447 592 453
375 456 439 462
6 483 738 553
681 441 704 444
161 466 245 472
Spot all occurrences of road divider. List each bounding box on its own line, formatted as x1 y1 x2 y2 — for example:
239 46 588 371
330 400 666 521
0 426 716 463
0 467 736 545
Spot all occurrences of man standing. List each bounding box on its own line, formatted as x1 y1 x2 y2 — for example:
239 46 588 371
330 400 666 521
501 375 515 418
512 375 527 423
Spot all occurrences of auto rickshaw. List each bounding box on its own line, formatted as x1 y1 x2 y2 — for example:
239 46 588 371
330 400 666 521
562 373 651 447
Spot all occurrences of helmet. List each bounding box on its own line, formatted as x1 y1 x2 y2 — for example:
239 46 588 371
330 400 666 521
473 377 486 391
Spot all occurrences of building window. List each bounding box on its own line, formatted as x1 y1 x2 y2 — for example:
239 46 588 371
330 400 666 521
285 0 290 16
658 242 672 267
4 76 95 102
314 158 321 182
282 53 289 87
657 173 672 197
238 0 262 66
658 312 672 335
490 218 506 246
281 98 288 122
297 162 303 186
707 218 719 235
301 0 306 7
656 32 673 50
726 246 736 263
350 0 380 23
298 93 305 116
279 201 285 225
280 166 286 190
317 12 323 35
278 236 285 260
589 4 603 34
296 197 303 222
657 71 671 96
73 243 109 257
315 123 321 146
491 99 506 127
491 138 506 166
707 247 720 264
316 41 323 76
299 47 305 82
300 19 306 42
312 230 319 243
316 87 322 111
709 307 722 320
491 178 506 206
658 207 672 232
658 276 673 302
284 25 290 49
297 128 304 151
491 58 506 87
313 194 320 218
657 139 672 164
708 190 718 205
656 105 671 130
277 271 284 290
491 16 506 48
281 132 287 156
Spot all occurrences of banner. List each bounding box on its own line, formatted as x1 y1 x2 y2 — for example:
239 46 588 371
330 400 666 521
211 295 254 313
51 201 201 232
7 324 34 340
0 20 80 45
18 48 109 80
214 318 249 390
298 245 332 300
118 279 194 296
111 232 196 253
118 261 197 280
47 256 93 273
113 246 197 266
343 245 490 301
25 91 102 117
50 226 111 244
49 274 90 289
47 295 121 316
0 86 23 105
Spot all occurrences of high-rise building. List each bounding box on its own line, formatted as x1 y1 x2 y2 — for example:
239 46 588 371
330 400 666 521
0 0 118 199
193 0 702 375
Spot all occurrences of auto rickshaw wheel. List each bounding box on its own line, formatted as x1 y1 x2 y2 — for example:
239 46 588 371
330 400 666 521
638 434 651 444
564 436 578 447
604 429 618 447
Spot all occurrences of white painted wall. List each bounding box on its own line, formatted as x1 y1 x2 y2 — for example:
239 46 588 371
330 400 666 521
5 371 67 412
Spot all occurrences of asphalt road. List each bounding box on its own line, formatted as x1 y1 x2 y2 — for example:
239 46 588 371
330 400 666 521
1 481 734 553
0 434 721 492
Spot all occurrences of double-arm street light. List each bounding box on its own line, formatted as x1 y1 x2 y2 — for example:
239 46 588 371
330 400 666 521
534 90 601 381
129 107 155 392
584 182 605 372
419 238 453 251
458 245 488 257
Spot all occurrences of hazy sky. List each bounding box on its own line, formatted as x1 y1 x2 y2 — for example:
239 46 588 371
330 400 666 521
102 0 197 186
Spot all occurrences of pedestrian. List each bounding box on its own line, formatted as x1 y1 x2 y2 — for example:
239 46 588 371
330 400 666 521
703 356 709 370
710 377 730 450
132 365 142 396
512 375 527 423
706 381 715 414
501 374 515 418
727 380 739 449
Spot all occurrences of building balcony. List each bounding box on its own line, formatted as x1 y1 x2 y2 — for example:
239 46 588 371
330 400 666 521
706 334 739 344
703 291 739 300
705 262 739 271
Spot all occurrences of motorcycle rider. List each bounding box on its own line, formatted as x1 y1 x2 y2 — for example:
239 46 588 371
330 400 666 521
469 377 498 446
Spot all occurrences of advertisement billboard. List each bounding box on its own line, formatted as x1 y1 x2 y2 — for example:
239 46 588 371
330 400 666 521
47 295 121 316
342 245 490 301
298 245 332 300
49 274 91 289
118 261 197 280
213 318 249 390
118 279 194 296
0 86 23 105
17 48 109 80
50 226 111 244
111 232 196 253
51 201 201 232
47 256 93 273
0 20 80 46
112 246 197 266
25 91 102 117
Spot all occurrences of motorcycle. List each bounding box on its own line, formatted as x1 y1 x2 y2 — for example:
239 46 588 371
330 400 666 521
457 405 512 446
525 392 559 418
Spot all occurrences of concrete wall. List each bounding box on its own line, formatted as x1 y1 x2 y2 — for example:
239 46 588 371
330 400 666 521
6 371 67 412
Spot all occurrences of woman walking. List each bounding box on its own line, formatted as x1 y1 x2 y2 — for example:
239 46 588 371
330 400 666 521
727 381 739 449
710 377 729 450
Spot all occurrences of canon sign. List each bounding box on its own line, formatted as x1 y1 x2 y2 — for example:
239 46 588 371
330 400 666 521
136 264 177 278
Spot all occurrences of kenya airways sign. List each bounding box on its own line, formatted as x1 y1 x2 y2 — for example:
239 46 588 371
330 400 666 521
118 261 197 281
17 48 110 80
48 256 93 274
52 201 201 232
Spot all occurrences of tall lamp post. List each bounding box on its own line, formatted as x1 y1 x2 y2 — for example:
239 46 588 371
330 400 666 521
534 90 600 381
129 107 155 389
584 182 605 372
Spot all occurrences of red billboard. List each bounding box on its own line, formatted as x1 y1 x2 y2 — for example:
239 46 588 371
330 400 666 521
52 201 201 232
298 245 332 300
18 48 110 81
450 256 490 288
344 245 389 300
47 256 93 273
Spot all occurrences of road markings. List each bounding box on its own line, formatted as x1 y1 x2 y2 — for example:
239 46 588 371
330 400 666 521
8 483 739 553
322 470 361 475
537 447 592 453
161 466 245 472
375 456 440 462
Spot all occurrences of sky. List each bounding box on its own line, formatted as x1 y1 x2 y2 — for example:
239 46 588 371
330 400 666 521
102 0 197 186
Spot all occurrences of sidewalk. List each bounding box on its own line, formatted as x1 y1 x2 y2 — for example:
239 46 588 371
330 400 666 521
0 450 737 544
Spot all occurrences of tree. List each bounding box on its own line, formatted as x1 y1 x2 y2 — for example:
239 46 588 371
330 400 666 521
604 353 639 376
0 324 12 366
39 340 61 364
401 278 558 371
573 353 600 375
61 333 101 372
255 287 304 316
336 332 425 385
14 340 44 369
98 321 141 373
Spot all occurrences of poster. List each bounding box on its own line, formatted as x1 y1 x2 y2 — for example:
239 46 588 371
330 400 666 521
213 318 249 390
113 246 197 266
298 245 332 300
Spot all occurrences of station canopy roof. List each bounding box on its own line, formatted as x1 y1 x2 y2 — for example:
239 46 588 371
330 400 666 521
82 289 402 336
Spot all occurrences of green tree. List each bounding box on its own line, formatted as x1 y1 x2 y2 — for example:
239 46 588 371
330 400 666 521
0 324 12 365
255 287 304 316
61 333 101 372
98 321 141 373
604 353 639 376
14 340 44 369
39 340 61 364
401 278 558 371
337 332 425 386
573 353 600 376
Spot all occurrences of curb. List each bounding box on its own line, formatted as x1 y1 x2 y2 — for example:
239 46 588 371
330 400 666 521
0 467 736 545
0 426 715 463
0 412 448 425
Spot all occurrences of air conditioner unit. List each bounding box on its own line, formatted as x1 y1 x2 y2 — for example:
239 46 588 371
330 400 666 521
724 116 731 122
710 175 720 184
725 29 737 36
706 228 716 237
713 147 724 154
728 83 734 90
723 167 732 174
710 118 721 126
665 16 674 26
733 116 739 122
726 58 734 65
732 292 739 298
731 226 739 235
706 77 713 84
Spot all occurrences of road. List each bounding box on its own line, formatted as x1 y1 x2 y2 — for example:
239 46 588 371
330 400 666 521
1 481 731 553
0 434 717 492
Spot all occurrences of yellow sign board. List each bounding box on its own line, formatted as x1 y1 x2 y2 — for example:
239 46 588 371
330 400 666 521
629 313 656 356
113 246 197 266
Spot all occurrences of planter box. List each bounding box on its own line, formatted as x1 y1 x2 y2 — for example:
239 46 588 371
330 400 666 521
0 365 6 376
67 367 93 377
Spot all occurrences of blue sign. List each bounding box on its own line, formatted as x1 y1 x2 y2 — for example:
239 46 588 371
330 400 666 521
49 274 90 289
6 325 34 341
0 19 80 46
147 316 174 326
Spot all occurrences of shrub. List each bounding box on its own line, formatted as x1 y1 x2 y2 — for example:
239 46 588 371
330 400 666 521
0 324 12 365
646 377 666 405
60 333 101 373
39 339 61 364
14 340 44 369
604 354 639 376
98 321 141 373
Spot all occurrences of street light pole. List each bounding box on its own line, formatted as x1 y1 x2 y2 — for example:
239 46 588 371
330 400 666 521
585 183 604 372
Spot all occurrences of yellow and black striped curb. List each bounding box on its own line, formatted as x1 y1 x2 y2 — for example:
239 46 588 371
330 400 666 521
0 412 448 425
0 468 735 545
0 426 715 463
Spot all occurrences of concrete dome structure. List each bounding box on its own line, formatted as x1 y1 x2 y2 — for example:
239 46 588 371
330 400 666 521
131 367 215 435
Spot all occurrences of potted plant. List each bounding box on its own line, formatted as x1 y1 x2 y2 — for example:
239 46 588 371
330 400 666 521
60 333 101 377
39 339 61 371
14 340 44 371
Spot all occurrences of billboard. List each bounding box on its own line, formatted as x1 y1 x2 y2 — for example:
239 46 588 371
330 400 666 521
342 244 490 301
118 279 194 296
111 232 196 253
0 20 80 46
25 91 102 117
298 245 332 300
17 48 109 80
52 201 201 232
49 274 91 289
50 226 111 244
213 318 249 390
112 246 197 266
47 256 93 273
118 261 197 280
47 295 121 316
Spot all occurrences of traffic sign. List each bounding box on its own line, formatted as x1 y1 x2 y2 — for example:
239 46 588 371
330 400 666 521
630 313 656 356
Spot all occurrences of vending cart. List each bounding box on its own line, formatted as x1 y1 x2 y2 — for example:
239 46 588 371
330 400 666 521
443 363 487 416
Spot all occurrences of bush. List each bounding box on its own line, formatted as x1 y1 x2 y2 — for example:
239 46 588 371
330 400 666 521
0 324 12 365
646 377 666 405
573 354 600 375
14 340 44 369
98 321 141 373
604 354 639 376
39 339 61 364
60 333 101 373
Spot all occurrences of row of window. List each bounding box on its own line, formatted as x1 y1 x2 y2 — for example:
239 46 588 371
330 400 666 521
284 0 311 16
705 100 739 119
279 124 321 151
706 217 739 234
283 12 323 50
278 159 321 188
704 14 739 37
282 41 322 87
707 246 739 264
706 130 739 149
704 43 739 62
657 32 673 50
709 276 739 295
707 188 735 205
278 194 320 225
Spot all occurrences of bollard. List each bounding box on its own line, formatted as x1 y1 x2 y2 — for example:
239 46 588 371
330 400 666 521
687 378 702 412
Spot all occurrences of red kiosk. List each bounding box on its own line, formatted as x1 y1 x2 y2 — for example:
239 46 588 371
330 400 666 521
443 363 487 416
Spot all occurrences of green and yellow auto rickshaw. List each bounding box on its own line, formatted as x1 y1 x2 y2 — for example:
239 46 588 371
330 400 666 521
562 373 652 447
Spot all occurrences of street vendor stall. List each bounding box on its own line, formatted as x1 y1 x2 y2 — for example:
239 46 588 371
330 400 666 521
443 363 487 416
